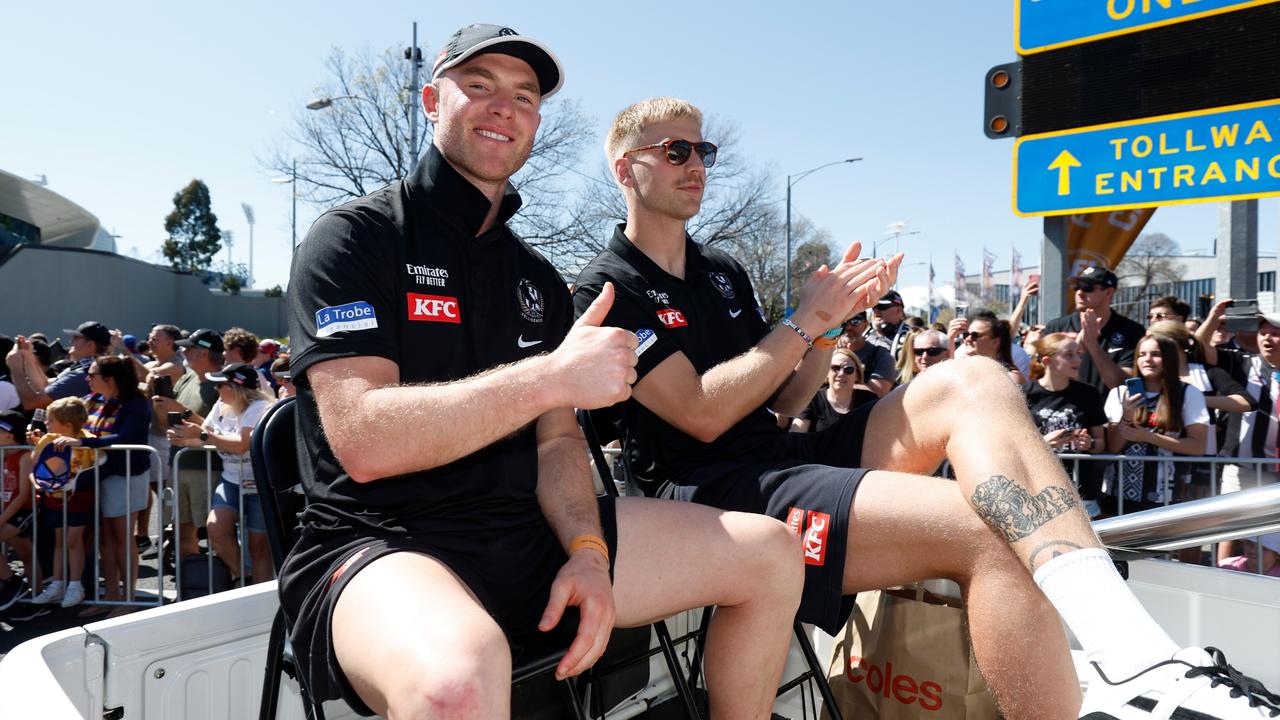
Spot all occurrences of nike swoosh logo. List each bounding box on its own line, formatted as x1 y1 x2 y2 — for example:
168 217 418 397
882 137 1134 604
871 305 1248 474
729 309 742 318
517 336 542 349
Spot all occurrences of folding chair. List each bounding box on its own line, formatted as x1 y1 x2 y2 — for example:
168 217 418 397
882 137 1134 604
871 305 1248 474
252 398 693 720
577 408 844 720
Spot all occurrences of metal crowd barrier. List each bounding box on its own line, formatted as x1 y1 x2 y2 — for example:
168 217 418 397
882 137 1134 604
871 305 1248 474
0 442 267 612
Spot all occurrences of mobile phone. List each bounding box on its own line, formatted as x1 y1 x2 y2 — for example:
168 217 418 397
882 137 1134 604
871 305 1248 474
1223 298 1260 332
167 411 183 428
955 302 970 317
1124 376 1146 397
153 374 174 399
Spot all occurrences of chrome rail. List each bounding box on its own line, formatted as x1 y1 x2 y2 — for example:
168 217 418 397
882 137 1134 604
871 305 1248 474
1093 484 1280 555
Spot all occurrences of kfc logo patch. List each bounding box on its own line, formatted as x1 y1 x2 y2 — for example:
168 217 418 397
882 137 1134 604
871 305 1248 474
408 293 461 324
785 507 830 566
656 308 688 329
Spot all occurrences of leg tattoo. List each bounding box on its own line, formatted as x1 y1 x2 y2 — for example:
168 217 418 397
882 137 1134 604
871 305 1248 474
971 475 1079 544
1028 540 1085 572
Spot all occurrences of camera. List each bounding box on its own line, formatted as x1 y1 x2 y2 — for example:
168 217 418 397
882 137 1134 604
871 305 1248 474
1222 298 1260 332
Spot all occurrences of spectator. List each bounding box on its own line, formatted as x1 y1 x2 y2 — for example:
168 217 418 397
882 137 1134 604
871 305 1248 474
865 289 911 360
169 363 274 585
1008 278 1040 339
6 321 112 411
1044 266 1145 395
952 311 1025 384
29 338 53 378
837 313 895 396
1146 295 1191 328
1024 333 1107 517
1104 332 1209 513
256 339 281 394
1217 312 1280 494
1195 297 1255 387
156 329 225 561
271 356 295 400
66 355 153 616
138 324 186 553
28 397 94 608
0 336 19 412
1218 533 1280 577
122 334 150 365
222 327 258 366
0 410 34 610
897 328 949 384
790 348 875 433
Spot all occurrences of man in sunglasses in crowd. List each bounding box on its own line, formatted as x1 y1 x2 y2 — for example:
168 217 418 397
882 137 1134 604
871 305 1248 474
573 96 1279 719
865 289 912 361
837 313 895 396
1042 265 1145 396
280 27 805 719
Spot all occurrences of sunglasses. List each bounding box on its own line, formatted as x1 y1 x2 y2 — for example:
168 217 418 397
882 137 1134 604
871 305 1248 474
846 316 866 326
86 371 102 377
1074 283 1102 293
1147 311 1176 321
623 138 718 168
913 346 947 357
830 365 858 375
964 331 991 342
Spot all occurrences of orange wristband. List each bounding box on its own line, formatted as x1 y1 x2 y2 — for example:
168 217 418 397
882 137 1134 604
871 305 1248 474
813 336 838 349
569 534 610 563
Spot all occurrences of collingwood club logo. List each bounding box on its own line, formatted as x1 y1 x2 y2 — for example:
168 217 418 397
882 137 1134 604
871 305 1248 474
709 272 735 299
517 279 544 323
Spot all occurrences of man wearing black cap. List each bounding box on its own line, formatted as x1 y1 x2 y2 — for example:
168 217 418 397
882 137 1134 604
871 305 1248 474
866 289 911 360
1043 266 1145 395
4 321 111 411
280 24 802 719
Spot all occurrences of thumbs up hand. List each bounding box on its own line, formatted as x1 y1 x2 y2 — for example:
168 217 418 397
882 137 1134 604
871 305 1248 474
550 283 639 409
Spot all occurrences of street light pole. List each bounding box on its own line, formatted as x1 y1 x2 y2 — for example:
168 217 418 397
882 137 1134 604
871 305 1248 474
241 203 255 287
406 21 423 173
290 159 297 247
784 157 862 312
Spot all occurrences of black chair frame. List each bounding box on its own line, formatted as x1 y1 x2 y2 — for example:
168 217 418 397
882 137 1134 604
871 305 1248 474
577 409 844 720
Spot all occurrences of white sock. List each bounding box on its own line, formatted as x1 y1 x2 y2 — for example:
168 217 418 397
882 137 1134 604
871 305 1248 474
67 581 83 590
1033 548 1179 678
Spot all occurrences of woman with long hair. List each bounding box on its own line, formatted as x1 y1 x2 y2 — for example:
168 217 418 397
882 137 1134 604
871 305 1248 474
960 314 1025 384
791 348 876 433
51 354 152 614
1104 332 1209 513
169 363 275 584
1023 333 1107 516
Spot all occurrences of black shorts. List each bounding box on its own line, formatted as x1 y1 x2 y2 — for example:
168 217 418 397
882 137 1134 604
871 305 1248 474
4 509 32 539
277 497 618 716
665 399 876 635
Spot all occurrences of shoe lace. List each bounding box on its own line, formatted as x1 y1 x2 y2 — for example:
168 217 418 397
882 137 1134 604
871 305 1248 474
1184 647 1280 716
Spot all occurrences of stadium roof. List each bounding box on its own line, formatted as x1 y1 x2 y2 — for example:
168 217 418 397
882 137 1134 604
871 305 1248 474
0 168 100 247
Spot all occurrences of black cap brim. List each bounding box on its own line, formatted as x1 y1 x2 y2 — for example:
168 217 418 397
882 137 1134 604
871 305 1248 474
433 35 563 98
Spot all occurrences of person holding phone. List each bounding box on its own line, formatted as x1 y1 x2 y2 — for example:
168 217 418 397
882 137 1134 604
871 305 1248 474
1103 332 1210 513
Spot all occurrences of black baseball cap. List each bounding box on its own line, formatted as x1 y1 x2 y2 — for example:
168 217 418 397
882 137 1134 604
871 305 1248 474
875 290 905 308
432 23 564 98
1073 266 1118 289
0 410 26 441
63 321 111 347
176 328 225 353
206 362 260 390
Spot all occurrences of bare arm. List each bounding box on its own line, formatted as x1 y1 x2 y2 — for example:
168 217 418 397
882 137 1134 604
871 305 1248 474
771 343 836 417
310 283 636 483
535 407 605 551
1079 310 1132 389
865 377 894 397
1195 298 1232 367
1205 393 1253 413
1009 280 1039 337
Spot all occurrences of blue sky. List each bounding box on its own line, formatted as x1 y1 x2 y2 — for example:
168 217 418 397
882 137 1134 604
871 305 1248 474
4 1 1273 294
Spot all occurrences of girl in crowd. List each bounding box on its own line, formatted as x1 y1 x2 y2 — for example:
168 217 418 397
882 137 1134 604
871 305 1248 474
791 348 876 433
956 314 1025 384
169 363 274 585
1104 332 1210 513
1023 332 1107 517
896 329 949 385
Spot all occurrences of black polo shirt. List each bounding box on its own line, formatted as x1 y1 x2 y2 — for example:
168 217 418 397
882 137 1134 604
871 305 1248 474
572 226 784 488
1043 309 1145 396
287 144 572 536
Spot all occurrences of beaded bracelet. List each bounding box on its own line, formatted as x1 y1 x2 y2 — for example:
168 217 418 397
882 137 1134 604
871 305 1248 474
780 317 813 347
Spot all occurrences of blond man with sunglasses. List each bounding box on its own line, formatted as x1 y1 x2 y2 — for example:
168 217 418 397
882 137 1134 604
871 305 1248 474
572 97 1278 719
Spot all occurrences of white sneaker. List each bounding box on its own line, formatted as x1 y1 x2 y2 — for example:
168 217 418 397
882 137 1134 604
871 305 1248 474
1080 647 1280 718
60 584 85 608
29 582 64 605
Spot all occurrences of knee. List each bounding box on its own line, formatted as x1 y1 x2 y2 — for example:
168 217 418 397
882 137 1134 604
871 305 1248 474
742 516 805 603
922 357 1020 406
387 632 509 719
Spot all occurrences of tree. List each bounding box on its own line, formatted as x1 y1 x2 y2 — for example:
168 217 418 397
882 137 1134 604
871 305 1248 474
220 276 242 295
264 285 284 298
266 46 594 256
162 179 222 272
1117 232 1185 296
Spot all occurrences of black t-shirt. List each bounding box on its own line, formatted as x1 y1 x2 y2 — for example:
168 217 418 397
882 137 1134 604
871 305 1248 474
798 388 878 434
1042 310 1145 395
852 343 896 383
572 227 778 488
1022 380 1107 436
287 145 572 536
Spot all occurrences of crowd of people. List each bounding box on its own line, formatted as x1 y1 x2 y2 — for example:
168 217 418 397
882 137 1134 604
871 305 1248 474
0 321 293 619
774 266 1278 576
